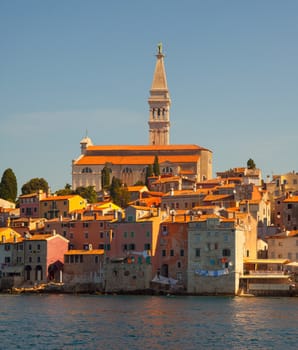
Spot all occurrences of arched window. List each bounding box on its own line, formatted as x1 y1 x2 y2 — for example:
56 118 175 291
162 167 173 175
82 167 92 173
122 167 132 174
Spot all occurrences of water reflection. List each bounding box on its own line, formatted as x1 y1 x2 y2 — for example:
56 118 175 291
0 294 298 349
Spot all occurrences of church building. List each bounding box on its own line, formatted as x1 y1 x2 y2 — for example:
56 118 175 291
72 44 212 191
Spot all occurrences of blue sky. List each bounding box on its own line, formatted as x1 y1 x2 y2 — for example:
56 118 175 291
1 0 297 193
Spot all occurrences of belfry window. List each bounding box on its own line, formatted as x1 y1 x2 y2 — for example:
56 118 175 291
82 167 92 173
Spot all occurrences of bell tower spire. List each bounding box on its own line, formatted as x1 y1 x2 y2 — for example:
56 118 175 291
148 43 171 145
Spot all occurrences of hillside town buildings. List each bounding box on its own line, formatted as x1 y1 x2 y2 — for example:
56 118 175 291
1 45 298 296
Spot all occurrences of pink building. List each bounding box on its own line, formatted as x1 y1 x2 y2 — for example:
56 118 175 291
21 232 69 284
155 218 189 288
19 191 46 218
45 214 116 251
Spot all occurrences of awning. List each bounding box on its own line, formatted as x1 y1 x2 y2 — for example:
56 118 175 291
243 258 290 265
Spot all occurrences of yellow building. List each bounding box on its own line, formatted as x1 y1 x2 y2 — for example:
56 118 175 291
39 195 86 219
72 44 212 192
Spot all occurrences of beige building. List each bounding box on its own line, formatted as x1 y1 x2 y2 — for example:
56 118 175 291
187 214 257 295
267 230 298 261
72 45 212 191
63 249 105 292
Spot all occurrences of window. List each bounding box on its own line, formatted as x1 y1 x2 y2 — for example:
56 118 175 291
130 232 134 238
162 250 166 257
146 231 150 237
4 257 10 263
195 248 200 257
177 262 181 268
144 243 151 250
100 232 104 238
124 232 127 238
95 256 99 263
180 249 184 257
85 232 88 239
222 248 231 256
82 167 92 173
100 222 103 228
170 249 174 256
128 243 135 250
288 204 292 209
37 257 41 263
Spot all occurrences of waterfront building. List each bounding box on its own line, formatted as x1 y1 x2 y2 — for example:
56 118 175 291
0 228 22 286
22 232 69 284
63 248 105 292
267 229 298 261
154 216 189 291
72 45 212 191
187 213 257 295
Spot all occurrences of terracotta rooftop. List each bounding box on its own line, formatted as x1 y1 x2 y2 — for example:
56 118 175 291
74 154 200 166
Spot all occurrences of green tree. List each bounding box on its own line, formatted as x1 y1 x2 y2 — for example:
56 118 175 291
109 177 130 207
21 178 49 195
110 176 122 203
145 164 153 187
247 158 256 170
75 186 97 203
153 155 160 176
0 168 18 202
101 166 111 190
55 183 74 196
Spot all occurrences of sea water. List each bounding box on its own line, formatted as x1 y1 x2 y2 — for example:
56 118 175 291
0 294 297 349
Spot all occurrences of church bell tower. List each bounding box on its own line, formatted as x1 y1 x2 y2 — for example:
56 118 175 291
148 43 171 145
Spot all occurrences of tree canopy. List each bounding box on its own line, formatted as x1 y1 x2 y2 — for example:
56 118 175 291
55 183 73 196
0 168 18 202
247 158 256 170
153 155 160 176
101 166 111 190
21 178 49 195
75 186 98 203
109 176 130 207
